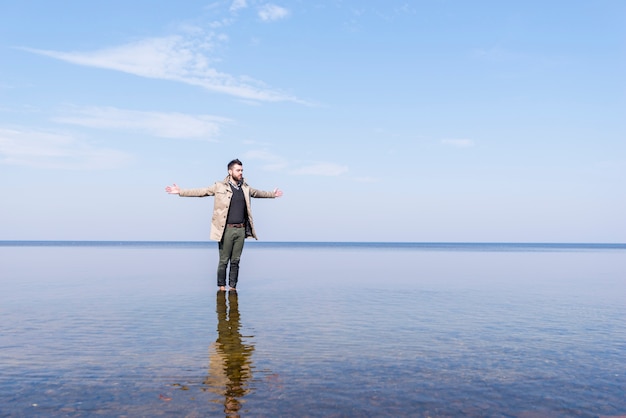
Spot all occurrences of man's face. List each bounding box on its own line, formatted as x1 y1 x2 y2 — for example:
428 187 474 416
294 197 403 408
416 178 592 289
229 164 243 182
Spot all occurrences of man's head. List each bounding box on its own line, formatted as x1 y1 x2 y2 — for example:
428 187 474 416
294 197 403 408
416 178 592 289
228 159 243 182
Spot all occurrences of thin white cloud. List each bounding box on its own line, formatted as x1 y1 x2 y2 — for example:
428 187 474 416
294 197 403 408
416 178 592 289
353 176 380 183
22 34 303 103
0 127 131 170
207 17 235 29
471 45 526 62
441 138 475 148
243 149 288 171
53 106 228 140
244 150 348 177
230 0 247 12
258 4 290 21
291 162 349 176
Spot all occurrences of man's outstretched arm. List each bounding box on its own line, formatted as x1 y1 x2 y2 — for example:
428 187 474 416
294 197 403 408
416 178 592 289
250 187 283 198
166 183 217 197
165 183 180 195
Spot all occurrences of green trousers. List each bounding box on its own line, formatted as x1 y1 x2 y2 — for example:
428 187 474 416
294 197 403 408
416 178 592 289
217 226 246 288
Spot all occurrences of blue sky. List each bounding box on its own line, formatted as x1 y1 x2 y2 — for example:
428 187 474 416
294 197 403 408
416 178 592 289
1 0 624 242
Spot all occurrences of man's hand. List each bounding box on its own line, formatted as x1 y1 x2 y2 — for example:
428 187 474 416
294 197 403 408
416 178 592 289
274 188 283 198
165 183 180 195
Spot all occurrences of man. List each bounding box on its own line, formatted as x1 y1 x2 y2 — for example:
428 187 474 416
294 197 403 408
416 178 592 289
165 159 283 291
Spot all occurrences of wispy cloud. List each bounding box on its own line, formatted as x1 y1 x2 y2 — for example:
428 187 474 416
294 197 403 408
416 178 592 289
471 45 526 62
353 176 380 183
291 162 349 176
21 33 303 103
53 106 229 140
258 4 290 21
0 127 131 170
441 138 475 148
244 150 348 177
230 0 248 12
243 149 288 171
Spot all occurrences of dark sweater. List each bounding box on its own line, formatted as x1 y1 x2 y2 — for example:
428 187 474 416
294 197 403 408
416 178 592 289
226 183 247 224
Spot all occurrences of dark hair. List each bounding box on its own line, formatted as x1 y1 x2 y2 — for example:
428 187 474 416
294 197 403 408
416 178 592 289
227 159 243 170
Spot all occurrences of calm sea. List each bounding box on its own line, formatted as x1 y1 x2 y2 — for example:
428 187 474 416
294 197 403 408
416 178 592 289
1 241 625 417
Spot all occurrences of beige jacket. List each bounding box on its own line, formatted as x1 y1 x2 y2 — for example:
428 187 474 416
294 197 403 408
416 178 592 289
179 176 276 241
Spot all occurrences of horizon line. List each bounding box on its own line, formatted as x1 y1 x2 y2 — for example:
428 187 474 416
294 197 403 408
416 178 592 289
1 240 624 247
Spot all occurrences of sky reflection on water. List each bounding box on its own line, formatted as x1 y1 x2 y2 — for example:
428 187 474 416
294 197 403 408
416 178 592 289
1 244 624 416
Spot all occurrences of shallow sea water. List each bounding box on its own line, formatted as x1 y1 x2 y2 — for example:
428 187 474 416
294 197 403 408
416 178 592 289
1 242 625 417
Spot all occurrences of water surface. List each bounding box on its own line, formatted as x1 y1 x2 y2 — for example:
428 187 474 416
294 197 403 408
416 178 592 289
1 242 625 417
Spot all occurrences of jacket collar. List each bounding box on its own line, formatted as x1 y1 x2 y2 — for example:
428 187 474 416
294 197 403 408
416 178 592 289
224 175 245 189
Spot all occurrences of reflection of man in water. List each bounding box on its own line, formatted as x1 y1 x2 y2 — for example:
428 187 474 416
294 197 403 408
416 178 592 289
205 290 254 416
